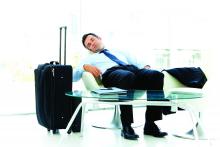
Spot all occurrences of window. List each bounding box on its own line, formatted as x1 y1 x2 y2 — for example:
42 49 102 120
0 0 82 114
1 0 219 114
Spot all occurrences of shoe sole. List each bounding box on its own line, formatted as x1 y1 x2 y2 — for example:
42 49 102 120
121 132 139 140
144 132 168 138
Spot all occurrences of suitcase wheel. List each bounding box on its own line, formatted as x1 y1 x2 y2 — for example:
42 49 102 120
72 127 80 133
52 129 59 134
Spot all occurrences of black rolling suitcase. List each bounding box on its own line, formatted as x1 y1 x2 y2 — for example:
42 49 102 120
34 26 81 134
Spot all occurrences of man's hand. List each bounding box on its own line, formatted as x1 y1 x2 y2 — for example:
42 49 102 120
144 65 151 69
83 64 102 78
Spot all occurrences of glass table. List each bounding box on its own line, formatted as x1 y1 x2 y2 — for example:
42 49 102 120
65 89 204 140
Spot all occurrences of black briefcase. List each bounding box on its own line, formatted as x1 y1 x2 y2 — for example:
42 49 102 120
34 26 81 134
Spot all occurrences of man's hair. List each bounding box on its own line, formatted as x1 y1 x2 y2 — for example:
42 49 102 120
82 33 99 48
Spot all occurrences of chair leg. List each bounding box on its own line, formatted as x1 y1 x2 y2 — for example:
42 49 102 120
91 105 122 129
173 110 208 140
92 104 142 129
186 112 208 140
187 106 199 140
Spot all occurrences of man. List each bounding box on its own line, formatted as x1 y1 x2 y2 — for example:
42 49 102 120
73 33 169 140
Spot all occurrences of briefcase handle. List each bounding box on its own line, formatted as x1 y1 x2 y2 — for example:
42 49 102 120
59 26 67 65
50 61 59 65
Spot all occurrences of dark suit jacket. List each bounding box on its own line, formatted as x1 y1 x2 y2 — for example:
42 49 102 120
163 67 207 88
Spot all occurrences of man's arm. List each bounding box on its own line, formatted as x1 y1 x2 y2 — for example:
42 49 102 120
72 64 101 82
83 64 102 78
72 65 84 82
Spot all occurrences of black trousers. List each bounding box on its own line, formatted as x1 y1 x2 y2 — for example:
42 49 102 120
102 65 171 127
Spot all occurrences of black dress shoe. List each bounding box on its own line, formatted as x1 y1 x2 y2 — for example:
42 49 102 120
121 125 139 140
144 122 168 137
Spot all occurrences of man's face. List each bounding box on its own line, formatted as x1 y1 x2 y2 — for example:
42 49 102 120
84 35 104 53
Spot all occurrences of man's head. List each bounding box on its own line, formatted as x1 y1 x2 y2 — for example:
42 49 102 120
82 33 104 53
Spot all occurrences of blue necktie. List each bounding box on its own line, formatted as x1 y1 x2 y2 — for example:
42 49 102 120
100 49 126 66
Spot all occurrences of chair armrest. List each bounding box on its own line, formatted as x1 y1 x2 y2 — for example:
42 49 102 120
163 71 204 99
82 72 102 91
163 71 186 91
163 71 187 97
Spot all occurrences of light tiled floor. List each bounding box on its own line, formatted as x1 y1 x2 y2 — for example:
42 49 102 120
0 106 219 147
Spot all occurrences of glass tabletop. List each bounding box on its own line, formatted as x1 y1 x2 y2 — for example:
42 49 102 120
65 89 202 101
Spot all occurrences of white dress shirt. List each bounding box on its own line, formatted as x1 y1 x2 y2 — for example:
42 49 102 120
72 49 146 82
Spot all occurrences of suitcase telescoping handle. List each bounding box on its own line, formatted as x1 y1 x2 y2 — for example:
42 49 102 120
59 26 67 65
